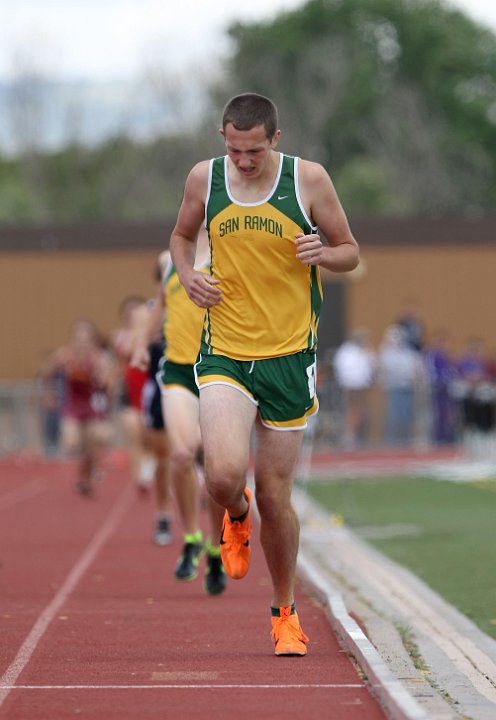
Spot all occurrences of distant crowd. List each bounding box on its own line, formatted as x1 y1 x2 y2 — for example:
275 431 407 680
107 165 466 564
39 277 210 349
329 302 496 449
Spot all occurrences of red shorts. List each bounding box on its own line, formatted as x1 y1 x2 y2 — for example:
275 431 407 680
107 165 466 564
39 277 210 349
64 391 110 423
124 365 148 409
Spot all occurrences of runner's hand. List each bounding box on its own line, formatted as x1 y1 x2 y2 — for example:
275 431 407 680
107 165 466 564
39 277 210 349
295 232 323 265
130 345 150 372
185 270 222 308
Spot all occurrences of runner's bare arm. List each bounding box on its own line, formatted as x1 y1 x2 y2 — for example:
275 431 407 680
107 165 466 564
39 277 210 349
170 162 222 308
295 160 359 272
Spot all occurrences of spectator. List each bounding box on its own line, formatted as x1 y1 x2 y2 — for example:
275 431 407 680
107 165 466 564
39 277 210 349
38 350 65 456
377 324 424 446
423 330 458 445
333 328 376 448
396 299 424 352
456 337 494 433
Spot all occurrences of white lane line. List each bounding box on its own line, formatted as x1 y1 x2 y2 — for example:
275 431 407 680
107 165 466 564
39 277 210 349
0 480 135 707
0 478 47 512
2 684 366 690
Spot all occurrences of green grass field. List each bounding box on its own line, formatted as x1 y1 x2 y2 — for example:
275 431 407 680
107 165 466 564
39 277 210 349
304 475 496 639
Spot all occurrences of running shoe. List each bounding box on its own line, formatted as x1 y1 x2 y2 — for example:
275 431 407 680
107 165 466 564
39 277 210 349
204 554 227 596
271 607 309 656
220 487 252 579
175 542 204 581
154 517 172 546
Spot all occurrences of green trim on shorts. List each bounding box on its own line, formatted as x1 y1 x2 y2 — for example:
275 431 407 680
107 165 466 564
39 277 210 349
160 359 199 397
195 351 318 429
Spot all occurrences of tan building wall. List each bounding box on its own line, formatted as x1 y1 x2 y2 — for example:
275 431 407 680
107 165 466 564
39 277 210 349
1 218 495 379
0 249 161 379
346 244 496 354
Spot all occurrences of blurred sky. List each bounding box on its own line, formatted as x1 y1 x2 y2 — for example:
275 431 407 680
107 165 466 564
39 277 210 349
1 0 496 82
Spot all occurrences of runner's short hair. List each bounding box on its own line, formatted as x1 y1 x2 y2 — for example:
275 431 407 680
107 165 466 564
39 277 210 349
222 93 279 140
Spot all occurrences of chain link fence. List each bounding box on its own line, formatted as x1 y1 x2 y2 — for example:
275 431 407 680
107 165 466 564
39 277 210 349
1 373 494 462
0 381 46 456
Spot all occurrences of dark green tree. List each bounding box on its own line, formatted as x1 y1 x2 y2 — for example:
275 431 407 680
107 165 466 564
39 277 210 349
224 0 496 215
2 0 496 223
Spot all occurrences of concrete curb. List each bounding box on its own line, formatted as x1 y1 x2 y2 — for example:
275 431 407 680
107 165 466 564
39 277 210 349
297 548 430 720
293 482 496 720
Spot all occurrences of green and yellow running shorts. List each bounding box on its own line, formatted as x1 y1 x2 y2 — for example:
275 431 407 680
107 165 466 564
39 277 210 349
194 351 318 430
159 359 199 397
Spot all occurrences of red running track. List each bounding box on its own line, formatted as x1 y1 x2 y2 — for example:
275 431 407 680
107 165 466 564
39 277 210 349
0 454 387 720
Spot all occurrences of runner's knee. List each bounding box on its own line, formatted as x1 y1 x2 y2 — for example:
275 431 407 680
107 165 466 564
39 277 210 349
255 483 293 524
170 443 196 472
205 463 245 507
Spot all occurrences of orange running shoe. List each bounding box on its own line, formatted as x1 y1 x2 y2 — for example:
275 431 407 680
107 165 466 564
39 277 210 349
220 487 252 579
271 607 309 656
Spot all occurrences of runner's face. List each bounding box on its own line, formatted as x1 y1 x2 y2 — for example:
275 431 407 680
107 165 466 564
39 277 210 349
222 123 279 179
72 321 96 350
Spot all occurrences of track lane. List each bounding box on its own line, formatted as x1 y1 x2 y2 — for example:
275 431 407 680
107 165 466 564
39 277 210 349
0 458 388 720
